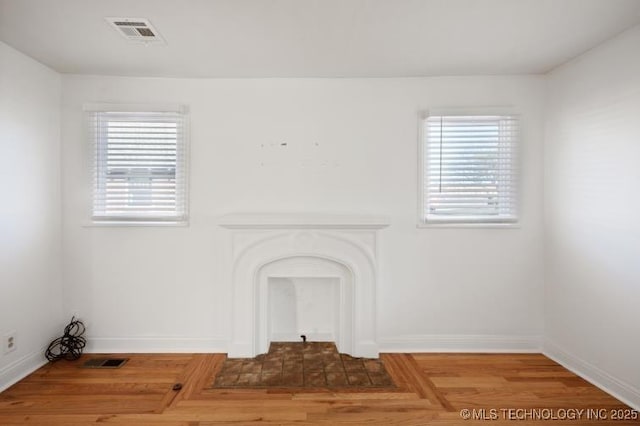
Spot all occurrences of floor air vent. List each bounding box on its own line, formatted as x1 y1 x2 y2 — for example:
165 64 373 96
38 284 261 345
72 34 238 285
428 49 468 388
82 358 128 369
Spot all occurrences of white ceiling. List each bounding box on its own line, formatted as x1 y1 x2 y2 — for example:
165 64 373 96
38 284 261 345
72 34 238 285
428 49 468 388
1 0 639 78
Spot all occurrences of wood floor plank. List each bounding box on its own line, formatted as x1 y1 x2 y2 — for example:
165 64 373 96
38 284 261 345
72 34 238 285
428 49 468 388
0 353 636 425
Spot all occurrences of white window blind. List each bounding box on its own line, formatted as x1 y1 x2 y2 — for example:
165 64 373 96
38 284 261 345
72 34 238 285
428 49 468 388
89 110 187 223
422 114 519 223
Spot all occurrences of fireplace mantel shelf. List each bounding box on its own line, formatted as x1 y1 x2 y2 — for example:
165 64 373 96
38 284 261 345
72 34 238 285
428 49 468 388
218 213 391 230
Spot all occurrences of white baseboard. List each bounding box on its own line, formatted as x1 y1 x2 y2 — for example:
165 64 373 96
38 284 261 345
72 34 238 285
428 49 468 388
544 339 640 410
378 334 542 353
227 341 252 358
0 350 47 393
85 336 228 353
355 340 380 359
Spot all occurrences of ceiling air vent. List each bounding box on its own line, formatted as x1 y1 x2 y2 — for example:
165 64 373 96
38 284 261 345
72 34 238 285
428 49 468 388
106 18 165 44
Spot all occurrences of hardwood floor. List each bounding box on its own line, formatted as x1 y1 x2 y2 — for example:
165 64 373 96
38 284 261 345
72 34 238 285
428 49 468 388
0 353 637 425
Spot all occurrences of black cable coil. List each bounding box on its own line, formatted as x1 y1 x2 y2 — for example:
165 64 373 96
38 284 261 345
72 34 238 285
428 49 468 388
45 316 87 362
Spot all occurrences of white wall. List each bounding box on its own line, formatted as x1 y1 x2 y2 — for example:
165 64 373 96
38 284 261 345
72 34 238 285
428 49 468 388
61 74 545 353
544 25 640 408
0 41 63 390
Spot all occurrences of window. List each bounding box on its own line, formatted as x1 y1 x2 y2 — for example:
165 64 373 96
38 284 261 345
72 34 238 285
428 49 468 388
88 107 188 224
420 112 519 224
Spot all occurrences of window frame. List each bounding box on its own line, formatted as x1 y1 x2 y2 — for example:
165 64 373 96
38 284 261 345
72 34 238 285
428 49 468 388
84 103 189 227
417 108 521 228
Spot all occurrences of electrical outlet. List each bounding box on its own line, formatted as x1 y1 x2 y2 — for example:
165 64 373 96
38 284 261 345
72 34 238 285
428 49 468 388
4 331 17 354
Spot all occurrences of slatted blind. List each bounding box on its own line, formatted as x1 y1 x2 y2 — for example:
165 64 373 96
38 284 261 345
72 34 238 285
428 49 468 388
423 114 518 223
89 110 187 223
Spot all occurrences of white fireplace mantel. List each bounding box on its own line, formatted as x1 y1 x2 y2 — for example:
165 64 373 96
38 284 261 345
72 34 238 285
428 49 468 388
218 213 391 230
219 213 389 359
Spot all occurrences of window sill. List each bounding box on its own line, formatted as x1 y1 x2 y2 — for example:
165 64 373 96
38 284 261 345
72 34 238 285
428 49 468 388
83 221 189 228
417 221 520 229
